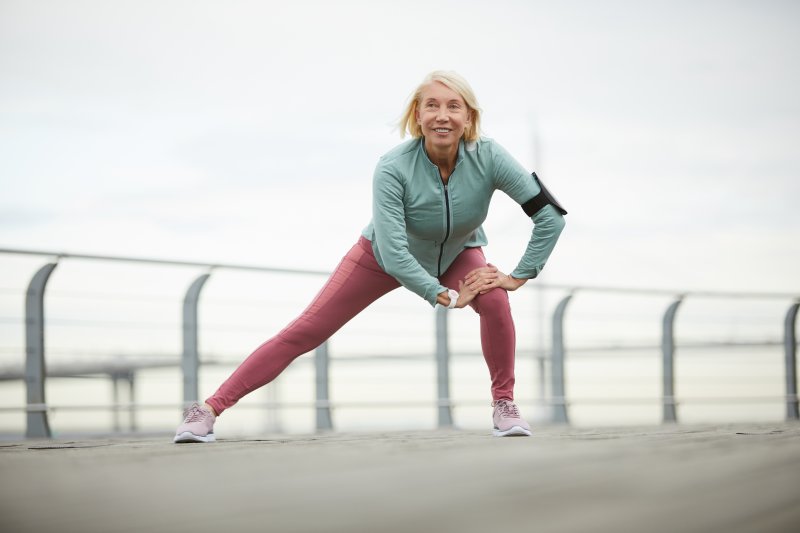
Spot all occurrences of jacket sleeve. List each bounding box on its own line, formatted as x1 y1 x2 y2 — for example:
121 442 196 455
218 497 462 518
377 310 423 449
372 164 448 306
490 141 566 279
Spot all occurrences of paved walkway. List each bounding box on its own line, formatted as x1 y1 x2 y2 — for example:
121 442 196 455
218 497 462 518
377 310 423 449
1 423 799 533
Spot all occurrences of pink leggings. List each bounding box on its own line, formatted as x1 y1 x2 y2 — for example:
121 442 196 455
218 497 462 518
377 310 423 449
205 237 517 416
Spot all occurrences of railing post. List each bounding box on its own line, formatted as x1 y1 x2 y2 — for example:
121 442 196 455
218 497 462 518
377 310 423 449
109 371 137 433
550 293 573 424
182 273 211 407
111 373 122 433
662 297 683 423
315 341 333 431
25 262 58 438
435 305 453 427
784 301 799 420
127 372 137 432
264 381 282 433
535 284 547 408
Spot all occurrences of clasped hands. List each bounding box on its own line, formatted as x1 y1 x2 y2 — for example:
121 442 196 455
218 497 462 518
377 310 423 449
437 264 527 309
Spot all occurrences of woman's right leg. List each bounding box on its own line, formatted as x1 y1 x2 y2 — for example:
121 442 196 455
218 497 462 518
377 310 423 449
205 237 400 416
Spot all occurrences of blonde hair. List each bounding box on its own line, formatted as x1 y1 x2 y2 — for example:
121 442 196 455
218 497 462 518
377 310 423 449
398 70 482 142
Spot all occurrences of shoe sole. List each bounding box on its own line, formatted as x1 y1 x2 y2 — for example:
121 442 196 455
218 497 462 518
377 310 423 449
173 431 216 443
493 426 532 437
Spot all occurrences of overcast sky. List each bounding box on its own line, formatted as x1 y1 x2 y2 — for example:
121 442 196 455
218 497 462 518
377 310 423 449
1 0 798 294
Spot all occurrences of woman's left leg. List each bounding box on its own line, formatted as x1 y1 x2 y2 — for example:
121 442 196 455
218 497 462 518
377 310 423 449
438 247 516 402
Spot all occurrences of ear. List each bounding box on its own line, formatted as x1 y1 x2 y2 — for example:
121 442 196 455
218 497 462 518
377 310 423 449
415 106 421 125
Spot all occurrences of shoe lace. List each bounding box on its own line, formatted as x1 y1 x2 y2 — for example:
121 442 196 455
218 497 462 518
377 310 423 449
183 404 211 422
495 400 520 418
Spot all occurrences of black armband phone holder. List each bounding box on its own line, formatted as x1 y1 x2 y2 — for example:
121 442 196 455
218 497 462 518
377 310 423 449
521 172 568 216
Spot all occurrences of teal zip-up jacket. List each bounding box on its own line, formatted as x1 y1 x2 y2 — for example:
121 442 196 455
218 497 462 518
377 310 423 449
361 136 566 306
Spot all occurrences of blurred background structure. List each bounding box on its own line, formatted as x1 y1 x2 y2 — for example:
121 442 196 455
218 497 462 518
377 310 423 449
1 1 798 437
0 247 797 438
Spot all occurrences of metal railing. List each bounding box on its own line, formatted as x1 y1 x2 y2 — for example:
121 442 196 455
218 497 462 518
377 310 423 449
1 246 798 438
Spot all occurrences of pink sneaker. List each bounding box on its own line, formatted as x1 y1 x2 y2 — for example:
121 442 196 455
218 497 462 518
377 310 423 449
174 403 216 443
492 399 532 437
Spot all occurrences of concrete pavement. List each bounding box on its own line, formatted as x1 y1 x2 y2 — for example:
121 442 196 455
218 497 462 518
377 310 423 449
1 423 799 533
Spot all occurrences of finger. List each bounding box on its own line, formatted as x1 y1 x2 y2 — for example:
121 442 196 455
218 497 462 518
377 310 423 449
460 280 476 293
479 281 497 294
465 267 484 278
469 266 492 277
480 278 499 293
467 274 480 284
479 282 496 294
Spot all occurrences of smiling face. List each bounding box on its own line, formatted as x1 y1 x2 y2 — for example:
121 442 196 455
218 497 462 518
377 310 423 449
415 81 472 154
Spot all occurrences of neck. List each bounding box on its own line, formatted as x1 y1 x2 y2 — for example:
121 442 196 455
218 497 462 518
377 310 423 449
424 138 459 182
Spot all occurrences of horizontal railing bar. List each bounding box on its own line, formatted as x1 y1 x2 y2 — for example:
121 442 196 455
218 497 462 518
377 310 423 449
0 395 791 415
2 247 798 299
564 341 786 353
0 340 792 379
0 403 315 413
565 396 790 405
27 319 181 329
0 247 330 277
531 284 799 300
0 400 468 413
5 341 787 359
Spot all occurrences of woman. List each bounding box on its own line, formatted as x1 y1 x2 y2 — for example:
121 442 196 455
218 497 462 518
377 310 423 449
174 70 566 442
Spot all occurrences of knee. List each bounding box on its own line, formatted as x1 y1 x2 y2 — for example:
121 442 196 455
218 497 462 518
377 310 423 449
472 287 510 315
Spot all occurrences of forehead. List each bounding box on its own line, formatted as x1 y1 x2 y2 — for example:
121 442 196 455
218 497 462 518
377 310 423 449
420 81 465 103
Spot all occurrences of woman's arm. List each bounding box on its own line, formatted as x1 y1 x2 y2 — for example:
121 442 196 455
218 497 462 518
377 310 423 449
510 204 566 280
372 166 449 306
490 140 567 282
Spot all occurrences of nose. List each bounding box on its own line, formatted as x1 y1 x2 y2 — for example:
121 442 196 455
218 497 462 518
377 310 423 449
436 107 448 121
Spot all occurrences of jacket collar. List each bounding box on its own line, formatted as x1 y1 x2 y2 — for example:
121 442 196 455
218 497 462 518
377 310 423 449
419 137 465 169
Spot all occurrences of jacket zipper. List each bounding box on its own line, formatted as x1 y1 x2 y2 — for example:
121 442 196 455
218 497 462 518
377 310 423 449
437 183 451 276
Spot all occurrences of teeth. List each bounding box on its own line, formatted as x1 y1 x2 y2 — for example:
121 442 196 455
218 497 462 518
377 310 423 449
434 128 451 133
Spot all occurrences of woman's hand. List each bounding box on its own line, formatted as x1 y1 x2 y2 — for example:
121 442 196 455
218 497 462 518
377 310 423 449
455 279 478 308
464 263 527 294
436 280 479 309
